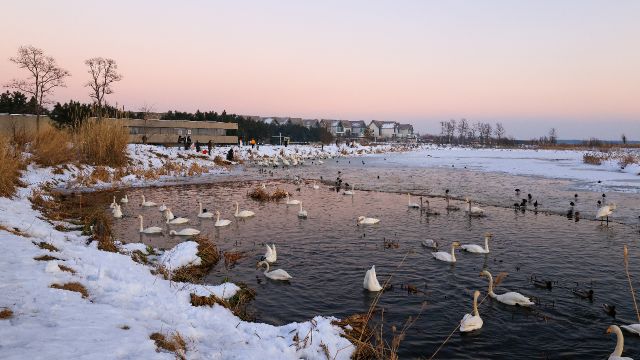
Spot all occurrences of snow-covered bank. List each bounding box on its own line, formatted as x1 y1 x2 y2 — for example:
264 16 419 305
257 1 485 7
390 146 640 193
0 147 357 359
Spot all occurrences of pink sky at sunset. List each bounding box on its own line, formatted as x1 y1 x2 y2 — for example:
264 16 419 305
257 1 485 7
1 1 638 139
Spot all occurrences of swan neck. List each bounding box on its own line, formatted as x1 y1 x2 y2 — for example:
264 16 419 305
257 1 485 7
473 293 479 316
199 202 202 213
486 273 494 294
484 237 489 251
139 217 143 232
216 212 220 222
451 245 456 261
263 262 270 273
613 326 624 356
235 202 239 215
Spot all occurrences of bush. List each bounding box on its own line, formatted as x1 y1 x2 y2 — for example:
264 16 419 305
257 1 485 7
31 128 74 166
583 153 603 165
0 135 24 197
75 120 128 167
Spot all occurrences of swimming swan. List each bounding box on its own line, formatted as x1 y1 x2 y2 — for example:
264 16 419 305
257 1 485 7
421 239 439 249
432 242 461 263
262 244 277 263
257 260 292 281
461 233 492 254
197 202 214 218
169 228 201 236
607 325 633 360
164 208 189 224
363 265 383 292
120 194 128 203
597 203 616 224
357 216 380 225
285 193 301 205
141 195 157 207
234 201 255 218
480 270 534 306
138 215 162 234
407 193 420 209
109 196 117 209
214 211 232 226
460 290 483 332
312 181 320 190
298 202 308 218
465 198 485 217
343 184 354 196
112 204 123 219
158 201 168 212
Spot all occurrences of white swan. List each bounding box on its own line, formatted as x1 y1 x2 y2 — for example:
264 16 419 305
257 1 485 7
363 265 383 292
234 201 255 218
407 193 420 209
318 160 324 165
197 202 214 218
257 260 292 281
214 211 232 227
285 193 301 205
480 270 534 306
460 290 483 332
343 184 354 195
158 201 168 212
298 202 308 218
262 244 277 263
112 204 123 219
621 324 640 336
461 233 492 254
120 194 128 203
312 181 320 190
138 215 162 234
597 203 616 224
465 198 485 217
141 195 157 207
421 239 438 249
357 216 380 225
109 196 117 209
164 208 189 224
432 242 460 263
607 325 633 360
169 228 201 236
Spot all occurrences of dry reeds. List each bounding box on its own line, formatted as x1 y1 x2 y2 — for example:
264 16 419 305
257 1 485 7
75 119 128 167
248 186 288 202
34 254 61 261
171 235 220 283
618 154 638 169
150 331 187 360
50 282 89 298
31 128 74 166
0 308 13 319
223 251 247 268
58 264 76 274
84 209 117 252
0 135 24 197
623 245 640 322
33 241 59 252
583 153 604 165
189 284 256 320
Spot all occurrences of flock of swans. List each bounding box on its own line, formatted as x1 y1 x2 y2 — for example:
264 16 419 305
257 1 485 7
108 178 631 358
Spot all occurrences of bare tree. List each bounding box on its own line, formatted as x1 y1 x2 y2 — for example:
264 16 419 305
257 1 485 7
6 45 71 131
494 122 505 144
85 57 123 119
446 119 456 144
548 128 558 144
457 118 469 144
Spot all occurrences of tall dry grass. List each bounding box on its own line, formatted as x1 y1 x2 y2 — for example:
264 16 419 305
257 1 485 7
0 135 24 197
75 120 129 167
31 128 75 166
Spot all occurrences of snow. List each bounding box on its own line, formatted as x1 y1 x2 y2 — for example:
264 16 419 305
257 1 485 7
390 146 640 193
158 241 202 270
0 146 356 359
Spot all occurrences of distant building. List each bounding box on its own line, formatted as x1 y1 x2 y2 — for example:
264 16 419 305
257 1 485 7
368 120 398 139
321 119 352 137
119 118 238 145
302 119 320 128
397 124 414 138
350 120 367 138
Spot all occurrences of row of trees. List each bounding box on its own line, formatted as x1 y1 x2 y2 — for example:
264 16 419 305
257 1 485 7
4 45 123 126
439 119 513 145
0 91 42 114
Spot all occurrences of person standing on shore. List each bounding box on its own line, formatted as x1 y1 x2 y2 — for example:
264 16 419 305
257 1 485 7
195 140 201 153
207 140 212 156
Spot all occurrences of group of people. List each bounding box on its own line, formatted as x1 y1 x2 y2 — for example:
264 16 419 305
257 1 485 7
177 135 214 155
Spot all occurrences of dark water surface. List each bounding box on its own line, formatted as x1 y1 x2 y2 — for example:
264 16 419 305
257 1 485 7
95 156 640 359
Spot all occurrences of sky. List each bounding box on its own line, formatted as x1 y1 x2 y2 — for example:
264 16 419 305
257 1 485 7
1 1 639 139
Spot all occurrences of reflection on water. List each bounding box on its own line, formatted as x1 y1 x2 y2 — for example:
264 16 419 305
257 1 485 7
102 172 640 359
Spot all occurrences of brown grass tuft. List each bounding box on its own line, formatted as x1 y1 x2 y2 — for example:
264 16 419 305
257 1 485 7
248 186 288 202
583 153 604 165
171 235 220 283
618 154 638 169
0 224 28 237
189 284 256 320
75 120 128 167
84 209 117 252
50 282 89 298
34 254 61 261
0 135 25 197
223 251 247 269
150 331 187 359
213 155 230 166
31 128 75 166
0 308 13 319
34 241 59 252
58 264 76 274
187 163 207 176
90 166 111 183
